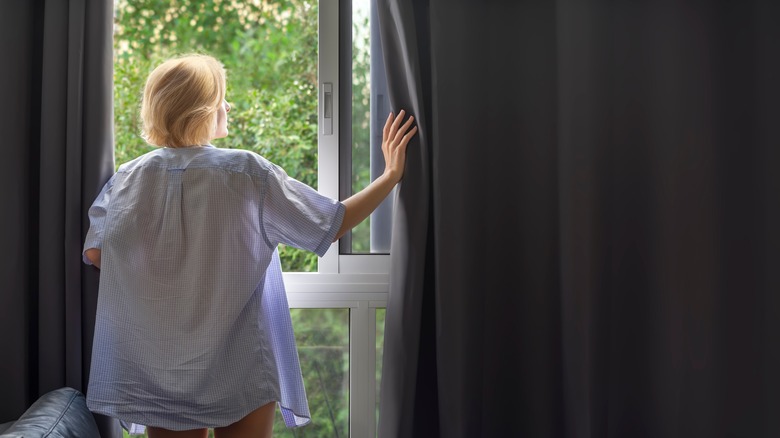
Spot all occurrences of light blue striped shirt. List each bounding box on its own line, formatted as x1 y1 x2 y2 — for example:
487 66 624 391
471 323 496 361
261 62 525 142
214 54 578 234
83 145 344 431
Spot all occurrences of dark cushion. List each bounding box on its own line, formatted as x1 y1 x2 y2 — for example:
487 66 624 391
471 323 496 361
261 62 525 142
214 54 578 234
0 387 100 438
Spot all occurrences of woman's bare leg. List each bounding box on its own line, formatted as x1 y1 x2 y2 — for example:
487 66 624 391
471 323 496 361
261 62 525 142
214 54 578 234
146 427 208 438
214 401 276 438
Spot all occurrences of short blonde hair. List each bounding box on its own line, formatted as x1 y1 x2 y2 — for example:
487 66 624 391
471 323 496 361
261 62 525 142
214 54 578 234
141 54 226 147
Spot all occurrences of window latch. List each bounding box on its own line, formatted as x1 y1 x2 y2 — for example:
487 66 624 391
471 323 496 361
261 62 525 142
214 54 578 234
322 82 333 135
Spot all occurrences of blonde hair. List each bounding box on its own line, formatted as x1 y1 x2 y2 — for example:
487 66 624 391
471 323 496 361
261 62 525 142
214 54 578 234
141 54 226 147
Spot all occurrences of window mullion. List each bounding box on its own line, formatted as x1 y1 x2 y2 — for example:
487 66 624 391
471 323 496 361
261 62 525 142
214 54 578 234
338 0 354 254
368 304 378 438
350 300 370 437
319 0 341 273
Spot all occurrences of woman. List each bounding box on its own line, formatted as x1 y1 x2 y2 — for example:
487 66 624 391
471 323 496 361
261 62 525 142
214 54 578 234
83 54 416 438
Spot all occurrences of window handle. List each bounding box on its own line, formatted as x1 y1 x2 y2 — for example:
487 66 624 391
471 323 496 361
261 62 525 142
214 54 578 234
322 82 333 135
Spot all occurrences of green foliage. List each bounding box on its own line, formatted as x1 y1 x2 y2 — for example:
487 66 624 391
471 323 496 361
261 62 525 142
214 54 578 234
273 309 350 437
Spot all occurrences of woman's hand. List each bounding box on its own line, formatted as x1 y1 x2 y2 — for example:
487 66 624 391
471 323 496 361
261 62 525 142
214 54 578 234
382 110 418 184
334 109 417 241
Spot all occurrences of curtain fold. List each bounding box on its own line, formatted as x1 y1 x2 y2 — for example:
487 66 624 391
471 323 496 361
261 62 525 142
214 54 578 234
376 0 437 436
378 1 780 437
0 1 119 436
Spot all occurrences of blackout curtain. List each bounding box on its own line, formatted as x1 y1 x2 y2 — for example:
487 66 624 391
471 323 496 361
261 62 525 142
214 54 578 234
0 1 120 437
377 1 780 437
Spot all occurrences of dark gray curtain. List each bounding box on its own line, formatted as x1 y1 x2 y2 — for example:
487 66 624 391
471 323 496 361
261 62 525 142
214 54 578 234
0 1 120 436
378 1 780 437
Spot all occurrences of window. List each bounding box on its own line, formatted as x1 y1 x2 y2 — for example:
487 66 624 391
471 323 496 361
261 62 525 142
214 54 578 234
288 1 391 436
113 0 388 436
341 0 392 254
272 309 350 437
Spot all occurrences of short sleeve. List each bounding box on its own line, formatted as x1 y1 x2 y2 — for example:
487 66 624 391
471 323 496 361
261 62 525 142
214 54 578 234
82 175 115 265
262 164 345 257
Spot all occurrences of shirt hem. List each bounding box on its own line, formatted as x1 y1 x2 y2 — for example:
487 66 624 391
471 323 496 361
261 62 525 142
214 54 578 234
88 398 282 431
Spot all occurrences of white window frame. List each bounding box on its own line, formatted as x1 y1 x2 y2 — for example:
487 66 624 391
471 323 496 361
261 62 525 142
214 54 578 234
282 1 389 436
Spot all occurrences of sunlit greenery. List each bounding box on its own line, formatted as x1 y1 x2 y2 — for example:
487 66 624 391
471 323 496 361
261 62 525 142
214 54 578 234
276 309 350 437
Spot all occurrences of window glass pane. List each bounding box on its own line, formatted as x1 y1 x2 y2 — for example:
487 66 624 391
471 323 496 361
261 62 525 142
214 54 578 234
350 0 371 253
348 0 391 254
375 307 386 434
113 0 319 272
274 308 350 437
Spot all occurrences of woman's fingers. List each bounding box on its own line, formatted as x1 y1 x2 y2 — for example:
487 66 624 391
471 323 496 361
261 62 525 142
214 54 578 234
379 110 417 181
395 127 417 158
393 115 415 144
383 110 417 162
388 109 406 140
385 110 413 143
392 109 406 129
383 112 394 141
400 126 418 148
